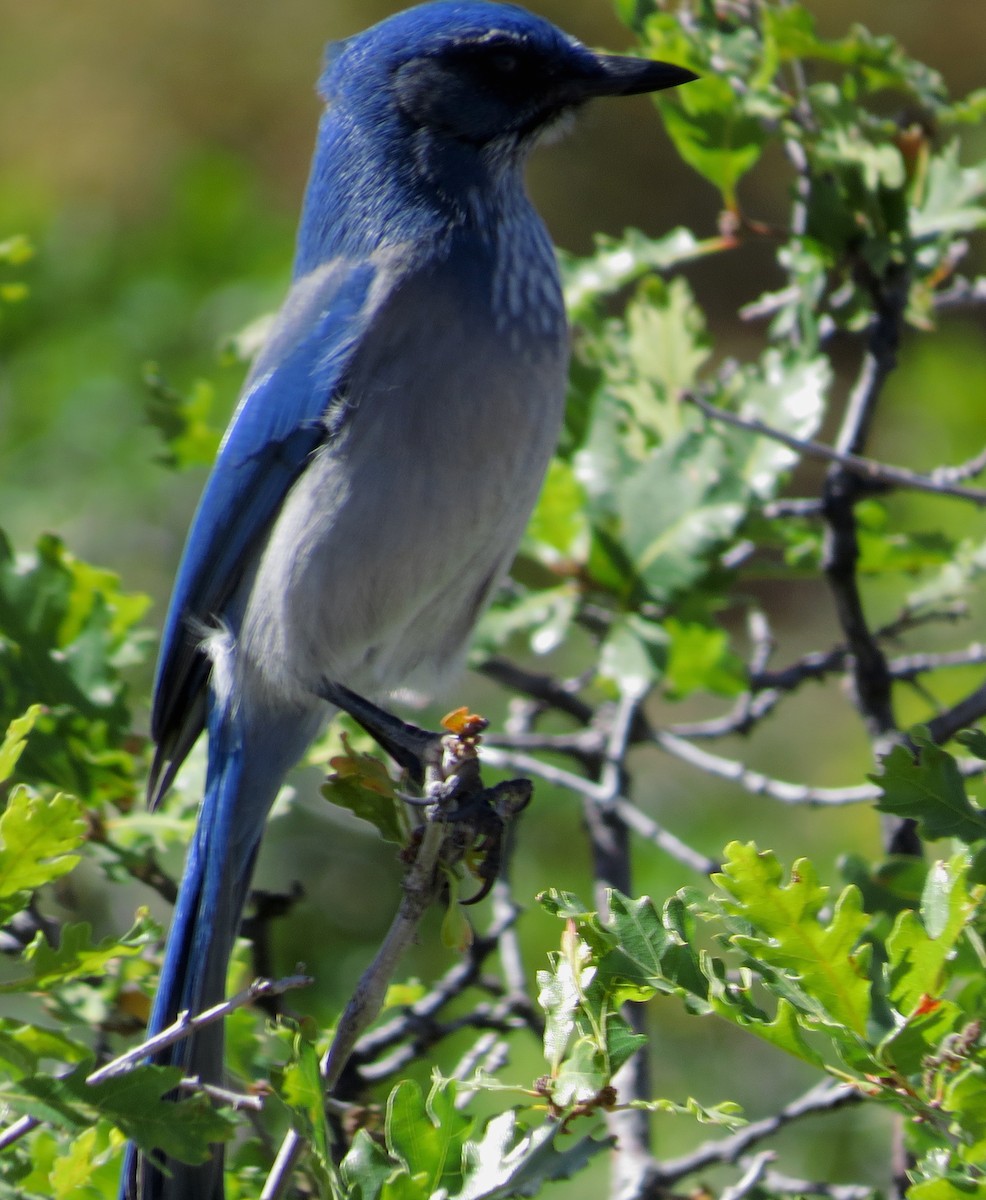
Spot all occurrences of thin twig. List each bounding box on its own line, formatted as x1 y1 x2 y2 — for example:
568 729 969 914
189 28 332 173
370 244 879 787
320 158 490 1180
0 974 311 1153
642 1082 859 1188
178 1077 266 1112
685 392 986 507
649 730 879 806
478 657 594 724
720 1151 776 1200
925 681 986 746
261 730 518 1200
89 975 312 1086
931 274 986 311
481 746 721 867
261 816 447 1200
762 1169 876 1200
349 905 539 1074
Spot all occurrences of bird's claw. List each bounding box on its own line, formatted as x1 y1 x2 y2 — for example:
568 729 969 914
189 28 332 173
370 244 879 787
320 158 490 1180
319 678 531 902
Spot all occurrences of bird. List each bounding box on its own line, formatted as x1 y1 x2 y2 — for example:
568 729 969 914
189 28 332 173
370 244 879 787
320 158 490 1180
120 4 694 1197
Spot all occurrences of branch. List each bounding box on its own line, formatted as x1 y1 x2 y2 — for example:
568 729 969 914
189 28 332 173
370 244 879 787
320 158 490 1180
721 1151 776 1200
648 729 878 806
348 905 540 1077
684 392 986 508
480 746 719 870
263 819 448 1198
261 729 528 1200
640 1082 859 1190
931 274 986 312
762 1169 875 1200
478 656 594 724
0 973 312 1153
818 272 917 854
924 681 986 746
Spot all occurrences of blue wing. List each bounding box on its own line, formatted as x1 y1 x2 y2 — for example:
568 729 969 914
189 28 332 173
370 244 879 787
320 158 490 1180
149 258 381 803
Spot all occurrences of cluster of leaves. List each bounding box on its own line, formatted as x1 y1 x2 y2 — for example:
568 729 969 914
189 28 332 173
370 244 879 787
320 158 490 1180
601 734 986 1197
0 548 241 1197
475 0 986 697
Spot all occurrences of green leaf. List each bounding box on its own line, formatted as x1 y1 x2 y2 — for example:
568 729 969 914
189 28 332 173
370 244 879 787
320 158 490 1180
0 234 34 267
656 77 765 206
49 1124 115 1200
0 1063 233 1163
959 729 986 762
606 892 709 1007
550 1037 609 1108
664 619 745 699
617 431 747 603
0 706 44 782
341 1129 398 1200
0 532 148 799
537 940 593 1074
911 142 986 239
725 350 830 498
385 1078 471 1197
714 843 872 1036
0 913 158 993
281 1028 332 1183
561 227 726 318
322 734 405 846
597 614 667 694
630 1095 745 1130
456 1110 612 1200
602 276 711 443
143 364 224 470
872 730 986 845
0 788 87 919
884 856 977 1017
0 1021 88 1078
522 459 590 566
908 1177 986 1200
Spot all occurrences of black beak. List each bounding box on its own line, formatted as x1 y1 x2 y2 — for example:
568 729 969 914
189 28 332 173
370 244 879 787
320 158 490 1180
578 53 698 99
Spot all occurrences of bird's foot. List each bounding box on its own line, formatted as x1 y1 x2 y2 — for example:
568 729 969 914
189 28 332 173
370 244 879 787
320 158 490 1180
319 679 530 901
318 678 448 784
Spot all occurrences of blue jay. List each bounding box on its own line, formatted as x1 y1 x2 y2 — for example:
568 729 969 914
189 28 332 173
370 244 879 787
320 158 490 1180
121 4 693 1197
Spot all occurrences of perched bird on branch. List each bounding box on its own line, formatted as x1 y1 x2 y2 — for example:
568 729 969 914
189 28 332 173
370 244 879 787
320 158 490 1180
121 4 693 1196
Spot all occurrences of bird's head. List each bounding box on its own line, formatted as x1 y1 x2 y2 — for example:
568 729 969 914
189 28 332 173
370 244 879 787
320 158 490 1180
320 2 695 158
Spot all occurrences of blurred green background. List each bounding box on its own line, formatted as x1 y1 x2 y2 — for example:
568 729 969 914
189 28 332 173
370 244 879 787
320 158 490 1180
1 0 985 1191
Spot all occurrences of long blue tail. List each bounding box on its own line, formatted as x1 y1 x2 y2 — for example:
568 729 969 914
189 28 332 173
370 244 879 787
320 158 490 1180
120 702 321 1200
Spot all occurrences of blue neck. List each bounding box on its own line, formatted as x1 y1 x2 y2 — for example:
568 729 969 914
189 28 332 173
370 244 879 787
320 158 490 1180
291 106 527 277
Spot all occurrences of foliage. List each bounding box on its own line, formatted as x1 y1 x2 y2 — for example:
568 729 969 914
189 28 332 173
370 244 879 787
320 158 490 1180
2 2 986 1199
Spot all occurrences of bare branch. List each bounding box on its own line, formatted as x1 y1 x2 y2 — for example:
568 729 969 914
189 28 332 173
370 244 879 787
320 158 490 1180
762 1169 875 1200
649 729 879 806
481 746 719 871
611 795 720 875
760 497 827 519
720 1151 776 1200
685 392 986 508
924 681 986 746
821 267 913 854
0 974 312 1153
478 657 594 724
931 274 986 311
931 444 986 486
640 1082 859 1189
890 644 986 681
90 975 313 1087
177 1077 266 1112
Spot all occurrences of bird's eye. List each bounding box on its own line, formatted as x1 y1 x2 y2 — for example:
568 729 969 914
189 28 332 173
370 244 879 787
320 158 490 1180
489 51 520 75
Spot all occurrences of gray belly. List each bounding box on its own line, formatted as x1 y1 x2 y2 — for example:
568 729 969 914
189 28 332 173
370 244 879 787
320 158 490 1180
240 258 568 704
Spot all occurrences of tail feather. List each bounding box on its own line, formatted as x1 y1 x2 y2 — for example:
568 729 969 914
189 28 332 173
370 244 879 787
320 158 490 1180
120 703 322 1200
